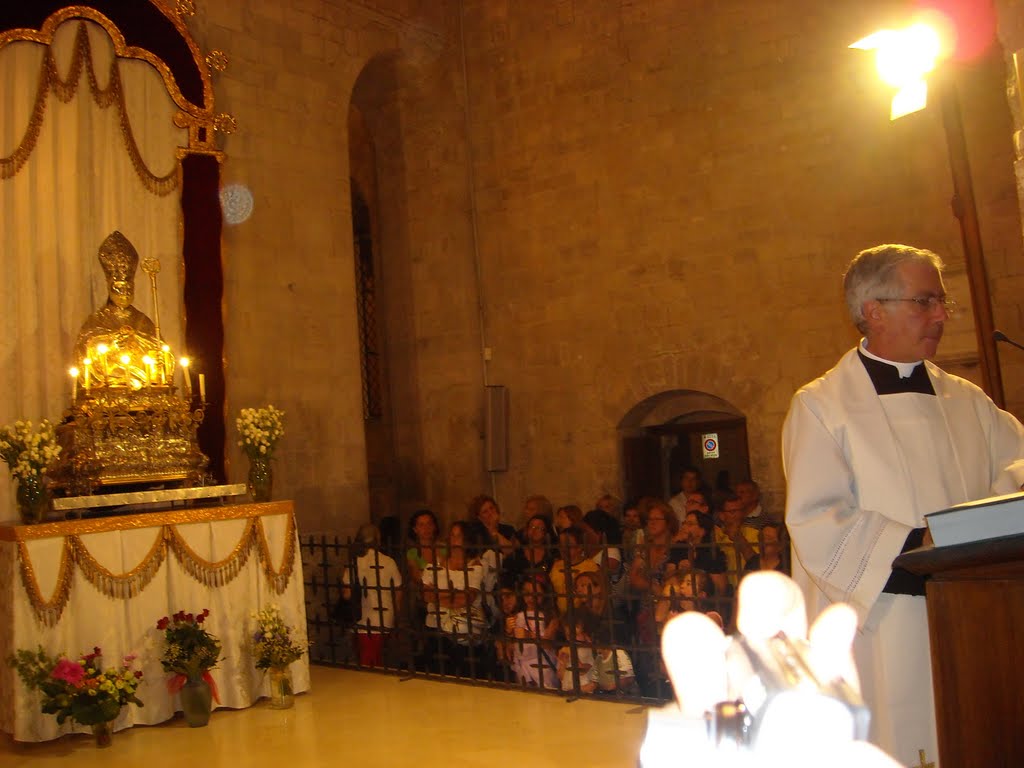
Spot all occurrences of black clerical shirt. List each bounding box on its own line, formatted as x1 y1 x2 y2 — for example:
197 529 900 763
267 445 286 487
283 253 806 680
858 351 930 597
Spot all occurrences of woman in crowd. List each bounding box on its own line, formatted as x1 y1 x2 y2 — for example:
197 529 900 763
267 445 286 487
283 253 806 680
742 522 790 577
422 521 491 678
674 506 728 597
628 500 683 694
628 501 681 597
469 494 518 557
404 509 444 658
582 507 622 577
554 503 584 535
502 512 556 581
406 509 444 584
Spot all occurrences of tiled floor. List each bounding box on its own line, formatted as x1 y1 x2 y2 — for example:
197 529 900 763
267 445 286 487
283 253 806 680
1 665 648 767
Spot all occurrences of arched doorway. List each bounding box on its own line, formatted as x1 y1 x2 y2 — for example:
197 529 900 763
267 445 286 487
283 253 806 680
618 390 750 504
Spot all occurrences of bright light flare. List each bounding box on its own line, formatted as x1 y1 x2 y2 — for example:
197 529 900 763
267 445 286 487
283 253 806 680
851 21 947 120
851 23 941 87
891 80 929 120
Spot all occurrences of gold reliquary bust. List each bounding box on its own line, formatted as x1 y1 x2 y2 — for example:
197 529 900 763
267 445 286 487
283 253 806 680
52 231 208 495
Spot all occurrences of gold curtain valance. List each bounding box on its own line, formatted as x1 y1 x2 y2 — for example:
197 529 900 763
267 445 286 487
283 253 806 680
1 20 178 194
17 512 297 626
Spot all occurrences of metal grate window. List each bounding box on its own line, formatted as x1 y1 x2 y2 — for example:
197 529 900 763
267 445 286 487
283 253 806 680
352 188 382 421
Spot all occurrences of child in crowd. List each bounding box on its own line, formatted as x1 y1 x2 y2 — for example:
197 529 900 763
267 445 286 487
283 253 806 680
557 613 597 693
512 575 560 689
558 612 636 695
494 574 521 681
653 568 715 630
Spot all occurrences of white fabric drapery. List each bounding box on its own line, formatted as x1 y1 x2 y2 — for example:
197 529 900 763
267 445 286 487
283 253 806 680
0 503 310 742
0 19 187 522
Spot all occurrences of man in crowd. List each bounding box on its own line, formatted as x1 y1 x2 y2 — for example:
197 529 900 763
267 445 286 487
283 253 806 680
668 467 702 517
734 479 764 525
783 243 1024 765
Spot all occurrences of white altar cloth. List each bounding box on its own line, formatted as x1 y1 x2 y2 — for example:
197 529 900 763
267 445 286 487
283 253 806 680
0 501 310 742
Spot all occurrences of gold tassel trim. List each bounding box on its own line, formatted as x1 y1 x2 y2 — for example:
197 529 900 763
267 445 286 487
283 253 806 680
16 539 75 628
71 530 167 600
1 21 178 195
15 512 298 625
166 518 257 588
255 511 296 595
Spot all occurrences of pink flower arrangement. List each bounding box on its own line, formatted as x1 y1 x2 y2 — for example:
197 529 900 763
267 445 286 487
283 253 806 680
50 657 86 686
7 646 144 726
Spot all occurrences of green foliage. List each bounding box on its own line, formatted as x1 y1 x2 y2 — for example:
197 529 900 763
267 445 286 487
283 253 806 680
8 646 143 726
156 609 222 680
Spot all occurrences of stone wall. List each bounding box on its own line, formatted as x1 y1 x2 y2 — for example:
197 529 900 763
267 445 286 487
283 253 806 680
183 0 1024 530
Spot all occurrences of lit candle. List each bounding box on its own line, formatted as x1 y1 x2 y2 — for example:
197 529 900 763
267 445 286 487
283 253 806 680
97 343 110 381
120 354 131 387
69 367 79 403
142 355 155 385
83 358 92 390
180 357 192 400
161 344 170 385
198 373 206 404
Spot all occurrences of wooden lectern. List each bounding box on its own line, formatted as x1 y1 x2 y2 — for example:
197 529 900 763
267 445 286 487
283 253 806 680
895 535 1024 767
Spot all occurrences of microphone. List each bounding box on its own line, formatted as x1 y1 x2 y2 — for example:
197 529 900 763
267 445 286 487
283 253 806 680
994 330 1024 353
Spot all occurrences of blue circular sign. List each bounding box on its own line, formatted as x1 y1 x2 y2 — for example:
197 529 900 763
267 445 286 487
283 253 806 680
704 438 717 452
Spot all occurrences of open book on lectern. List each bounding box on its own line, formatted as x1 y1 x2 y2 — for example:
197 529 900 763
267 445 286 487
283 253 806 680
925 491 1024 547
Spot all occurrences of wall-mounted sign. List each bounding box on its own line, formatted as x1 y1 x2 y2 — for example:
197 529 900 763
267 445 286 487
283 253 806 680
702 433 720 459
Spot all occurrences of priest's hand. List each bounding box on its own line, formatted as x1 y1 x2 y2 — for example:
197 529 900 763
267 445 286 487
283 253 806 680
640 571 904 768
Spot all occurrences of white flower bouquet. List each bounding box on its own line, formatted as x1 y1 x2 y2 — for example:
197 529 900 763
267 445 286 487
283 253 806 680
251 605 306 670
0 420 61 482
236 405 285 459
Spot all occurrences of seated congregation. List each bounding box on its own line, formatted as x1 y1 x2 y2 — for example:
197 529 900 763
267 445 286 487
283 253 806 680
325 475 789 700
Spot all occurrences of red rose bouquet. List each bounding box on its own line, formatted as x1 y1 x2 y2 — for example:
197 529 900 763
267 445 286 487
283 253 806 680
156 608 222 703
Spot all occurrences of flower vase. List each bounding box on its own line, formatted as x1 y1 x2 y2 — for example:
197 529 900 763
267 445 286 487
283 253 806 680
247 456 273 502
179 677 213 727
15 473 49 525
268 666 294 709
91 720 113 748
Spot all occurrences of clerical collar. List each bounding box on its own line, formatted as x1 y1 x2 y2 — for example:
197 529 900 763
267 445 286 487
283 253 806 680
857 343 935 396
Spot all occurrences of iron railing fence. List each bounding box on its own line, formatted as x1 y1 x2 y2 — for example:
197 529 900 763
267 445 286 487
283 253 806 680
301 532 747 704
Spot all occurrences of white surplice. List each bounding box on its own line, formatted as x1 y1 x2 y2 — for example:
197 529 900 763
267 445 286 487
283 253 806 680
783 348 1024 766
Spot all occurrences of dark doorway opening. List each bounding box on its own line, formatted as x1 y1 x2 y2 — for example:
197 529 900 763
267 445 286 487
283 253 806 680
618 391 750 506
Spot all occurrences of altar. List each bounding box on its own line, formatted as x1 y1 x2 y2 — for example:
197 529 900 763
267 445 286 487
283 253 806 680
0 500 309 742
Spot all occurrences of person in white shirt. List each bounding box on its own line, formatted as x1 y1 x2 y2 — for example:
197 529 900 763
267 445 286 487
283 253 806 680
341 524 403 667
783 243 1024 766
668 468 703 518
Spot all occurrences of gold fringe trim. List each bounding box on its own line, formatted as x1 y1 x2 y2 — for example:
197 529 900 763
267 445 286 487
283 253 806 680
16 539 75 628
71 530 167 600
1 21 178 195
15 512 298 625
166 518 256 588
255 511 296 595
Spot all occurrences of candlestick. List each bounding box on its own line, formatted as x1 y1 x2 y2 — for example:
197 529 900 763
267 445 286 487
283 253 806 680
199 373 206 404
83 358 91 390
142 355 155 386
120 354 131 388
180 357 192 400
69 367 79 403
97 343 110 381
161 344 170 385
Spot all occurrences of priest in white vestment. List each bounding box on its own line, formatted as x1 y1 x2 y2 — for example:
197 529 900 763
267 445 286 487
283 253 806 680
783 244 1024 767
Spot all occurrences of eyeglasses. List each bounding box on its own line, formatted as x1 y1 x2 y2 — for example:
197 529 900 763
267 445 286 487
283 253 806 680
876 296 956 315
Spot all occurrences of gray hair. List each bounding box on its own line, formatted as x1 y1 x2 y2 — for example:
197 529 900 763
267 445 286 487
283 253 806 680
353 523 380 557
843 244 944 333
